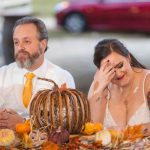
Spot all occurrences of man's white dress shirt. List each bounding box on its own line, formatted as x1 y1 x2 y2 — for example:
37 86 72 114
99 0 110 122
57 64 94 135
0 58 75 118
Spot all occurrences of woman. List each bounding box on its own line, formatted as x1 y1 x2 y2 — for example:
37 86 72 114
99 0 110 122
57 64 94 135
88 39 150 136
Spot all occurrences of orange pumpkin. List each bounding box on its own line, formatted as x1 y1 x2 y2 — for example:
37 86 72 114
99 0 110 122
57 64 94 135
16 121 31 134
82 122 103 135
94 123 103 132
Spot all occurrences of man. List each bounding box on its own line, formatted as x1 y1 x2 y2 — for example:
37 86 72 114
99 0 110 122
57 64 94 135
0 16 75 130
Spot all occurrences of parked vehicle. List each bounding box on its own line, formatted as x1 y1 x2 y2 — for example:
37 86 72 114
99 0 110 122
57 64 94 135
54 0 150 33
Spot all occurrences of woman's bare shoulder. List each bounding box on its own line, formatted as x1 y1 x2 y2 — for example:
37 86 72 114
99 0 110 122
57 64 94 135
135 69 150 85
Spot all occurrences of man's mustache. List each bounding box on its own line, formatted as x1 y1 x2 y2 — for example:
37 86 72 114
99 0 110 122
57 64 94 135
15 51 30 58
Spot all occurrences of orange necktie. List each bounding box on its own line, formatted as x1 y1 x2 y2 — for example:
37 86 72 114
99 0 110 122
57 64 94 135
23 72 35 108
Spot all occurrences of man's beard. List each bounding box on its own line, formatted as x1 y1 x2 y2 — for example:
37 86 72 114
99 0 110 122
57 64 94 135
15 47 42 69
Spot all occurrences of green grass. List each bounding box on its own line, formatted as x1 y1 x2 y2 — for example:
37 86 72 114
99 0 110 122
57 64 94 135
32 0 62 17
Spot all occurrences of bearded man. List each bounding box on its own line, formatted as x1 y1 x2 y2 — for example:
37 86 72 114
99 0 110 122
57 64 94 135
0 16 75 130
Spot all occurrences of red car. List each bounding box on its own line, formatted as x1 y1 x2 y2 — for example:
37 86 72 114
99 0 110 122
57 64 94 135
54 0 150 32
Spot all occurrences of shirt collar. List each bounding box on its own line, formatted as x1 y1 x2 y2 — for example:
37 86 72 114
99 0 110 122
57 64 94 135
23 58 47 78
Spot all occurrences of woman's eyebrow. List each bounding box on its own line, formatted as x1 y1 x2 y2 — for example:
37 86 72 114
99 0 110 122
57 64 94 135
114 61 123 68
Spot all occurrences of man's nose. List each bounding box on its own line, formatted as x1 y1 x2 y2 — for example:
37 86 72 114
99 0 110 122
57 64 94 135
17 42 25 50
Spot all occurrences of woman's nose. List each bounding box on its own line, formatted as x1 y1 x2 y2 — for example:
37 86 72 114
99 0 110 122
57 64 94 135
115 69 122 76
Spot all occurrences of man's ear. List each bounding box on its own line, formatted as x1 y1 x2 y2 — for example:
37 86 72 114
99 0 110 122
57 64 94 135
40 39 47 53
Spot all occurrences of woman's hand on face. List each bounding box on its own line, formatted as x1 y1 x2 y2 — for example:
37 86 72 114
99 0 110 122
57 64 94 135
93 60 116 94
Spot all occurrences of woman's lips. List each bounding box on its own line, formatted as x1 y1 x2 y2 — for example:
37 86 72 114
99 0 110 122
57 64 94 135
116 74 125 80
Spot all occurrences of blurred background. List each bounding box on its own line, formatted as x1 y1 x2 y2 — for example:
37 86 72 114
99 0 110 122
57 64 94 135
0 0 150 94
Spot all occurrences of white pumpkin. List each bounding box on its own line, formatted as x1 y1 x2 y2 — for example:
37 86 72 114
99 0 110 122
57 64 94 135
95 130 111 146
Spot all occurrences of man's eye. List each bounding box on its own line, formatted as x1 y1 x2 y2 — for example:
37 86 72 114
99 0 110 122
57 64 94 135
14 41 19 45
25 40 31 44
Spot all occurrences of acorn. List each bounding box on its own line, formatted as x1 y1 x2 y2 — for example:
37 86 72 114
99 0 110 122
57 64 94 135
48 127 69 145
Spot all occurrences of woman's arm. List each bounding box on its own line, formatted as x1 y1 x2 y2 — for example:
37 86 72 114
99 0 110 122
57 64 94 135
88 81 107 123
88 61 116 123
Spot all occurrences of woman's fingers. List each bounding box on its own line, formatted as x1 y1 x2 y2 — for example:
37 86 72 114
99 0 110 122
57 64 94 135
95 61 113 79
101 61 115 74
101 60 110 71
95 62 115 82
104 65 115 74
93 61 116 92
107 69 116 81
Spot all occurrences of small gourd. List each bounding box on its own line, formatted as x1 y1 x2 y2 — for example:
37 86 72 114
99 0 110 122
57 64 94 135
48 127 69 145
82 122 103 135
16 120 31 134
